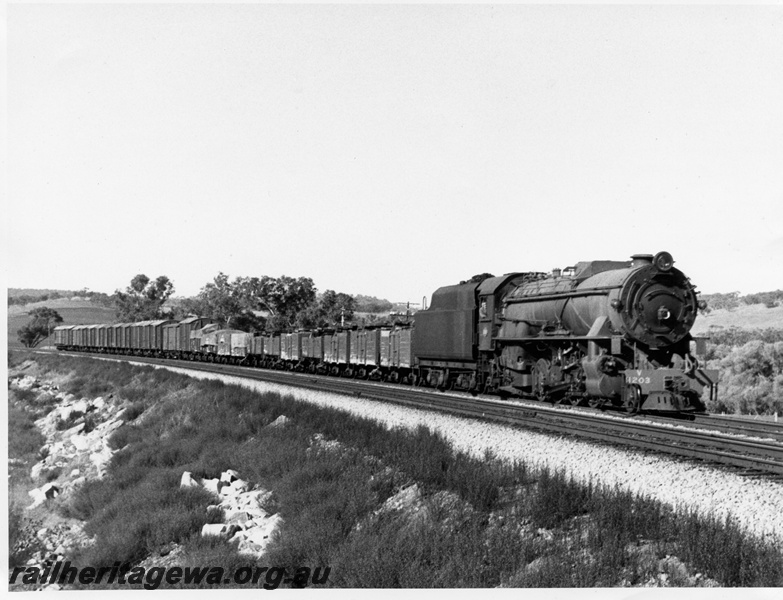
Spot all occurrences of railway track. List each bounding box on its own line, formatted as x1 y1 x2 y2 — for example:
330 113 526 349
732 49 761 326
34 350 783 478
641 413 783 443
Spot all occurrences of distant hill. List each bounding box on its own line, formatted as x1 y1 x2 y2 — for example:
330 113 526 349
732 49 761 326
7 299 116 349
7 288 77 298
7 297 112 316
692 303 783 336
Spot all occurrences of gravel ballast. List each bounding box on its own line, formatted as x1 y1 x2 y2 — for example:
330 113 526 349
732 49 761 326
144 364 783 544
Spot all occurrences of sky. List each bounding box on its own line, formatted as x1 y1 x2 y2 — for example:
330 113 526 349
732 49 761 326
5 3 783 306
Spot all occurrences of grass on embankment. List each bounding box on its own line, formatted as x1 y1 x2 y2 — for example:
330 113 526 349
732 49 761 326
8 387 50 568
11 352 783 588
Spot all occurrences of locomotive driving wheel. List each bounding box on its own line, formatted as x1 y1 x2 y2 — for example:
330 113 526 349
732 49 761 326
623 384 642 414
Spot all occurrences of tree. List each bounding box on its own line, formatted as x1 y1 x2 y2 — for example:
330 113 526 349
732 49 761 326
17 307 63 347
197 272 242 327
354 294 393 313
742 290 783 309
188 273 348 332
699 292 740 312
319 290 356 325
296 290 357 329
113 274 175 322
257 275 317 330
188 273 268 330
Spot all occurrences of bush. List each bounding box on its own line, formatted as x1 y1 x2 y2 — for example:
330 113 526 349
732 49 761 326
528 469 592 529
742 290 783 308
700 292 740 312
9 501 41 568
45 467 63 482
706 340 783 414
121 401 145 422
677 511 783 586
72 474 217 568
8 403 46 459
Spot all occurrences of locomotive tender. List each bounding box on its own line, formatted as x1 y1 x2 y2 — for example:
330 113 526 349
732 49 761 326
54 251 717 414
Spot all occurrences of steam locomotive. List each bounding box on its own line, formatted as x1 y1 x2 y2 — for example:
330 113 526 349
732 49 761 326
54 251 717 414
415 251 716 412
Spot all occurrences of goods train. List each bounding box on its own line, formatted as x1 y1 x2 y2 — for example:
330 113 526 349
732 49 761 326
53 251 718 414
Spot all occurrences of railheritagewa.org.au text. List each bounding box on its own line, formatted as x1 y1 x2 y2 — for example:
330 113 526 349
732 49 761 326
10 561 330 590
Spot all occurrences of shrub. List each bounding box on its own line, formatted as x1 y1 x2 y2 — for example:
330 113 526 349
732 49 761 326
8 403 46 459
676 511 783 586
45 467 63 482
706 340 783 414
528 469 592 529
121 401 145 422
11 387 38 404
73 476 217 568
9 501 41 569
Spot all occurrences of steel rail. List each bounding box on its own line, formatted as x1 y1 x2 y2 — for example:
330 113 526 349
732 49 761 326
639 413 783 443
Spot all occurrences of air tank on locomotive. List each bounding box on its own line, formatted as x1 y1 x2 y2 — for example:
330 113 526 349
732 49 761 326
493 252 717 413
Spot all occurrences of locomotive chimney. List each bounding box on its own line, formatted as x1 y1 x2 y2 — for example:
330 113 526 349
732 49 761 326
630 254 654 267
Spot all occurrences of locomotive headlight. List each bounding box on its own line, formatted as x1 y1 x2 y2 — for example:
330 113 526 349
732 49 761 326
657 306 672 322
653 251 674 271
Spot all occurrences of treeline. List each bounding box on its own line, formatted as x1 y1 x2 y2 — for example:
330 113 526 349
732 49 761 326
11 274 399 334
705 327 783 349
15 272 400 348
701 290 783 311
704 327 783 415
174 273 359 332
8 290 113 307
105 273 399 333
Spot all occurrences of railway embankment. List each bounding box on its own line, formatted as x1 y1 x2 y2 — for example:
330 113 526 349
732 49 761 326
8 352 783 588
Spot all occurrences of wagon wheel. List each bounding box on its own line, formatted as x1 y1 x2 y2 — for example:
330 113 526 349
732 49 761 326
624 384 642 414
532 359 551 402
